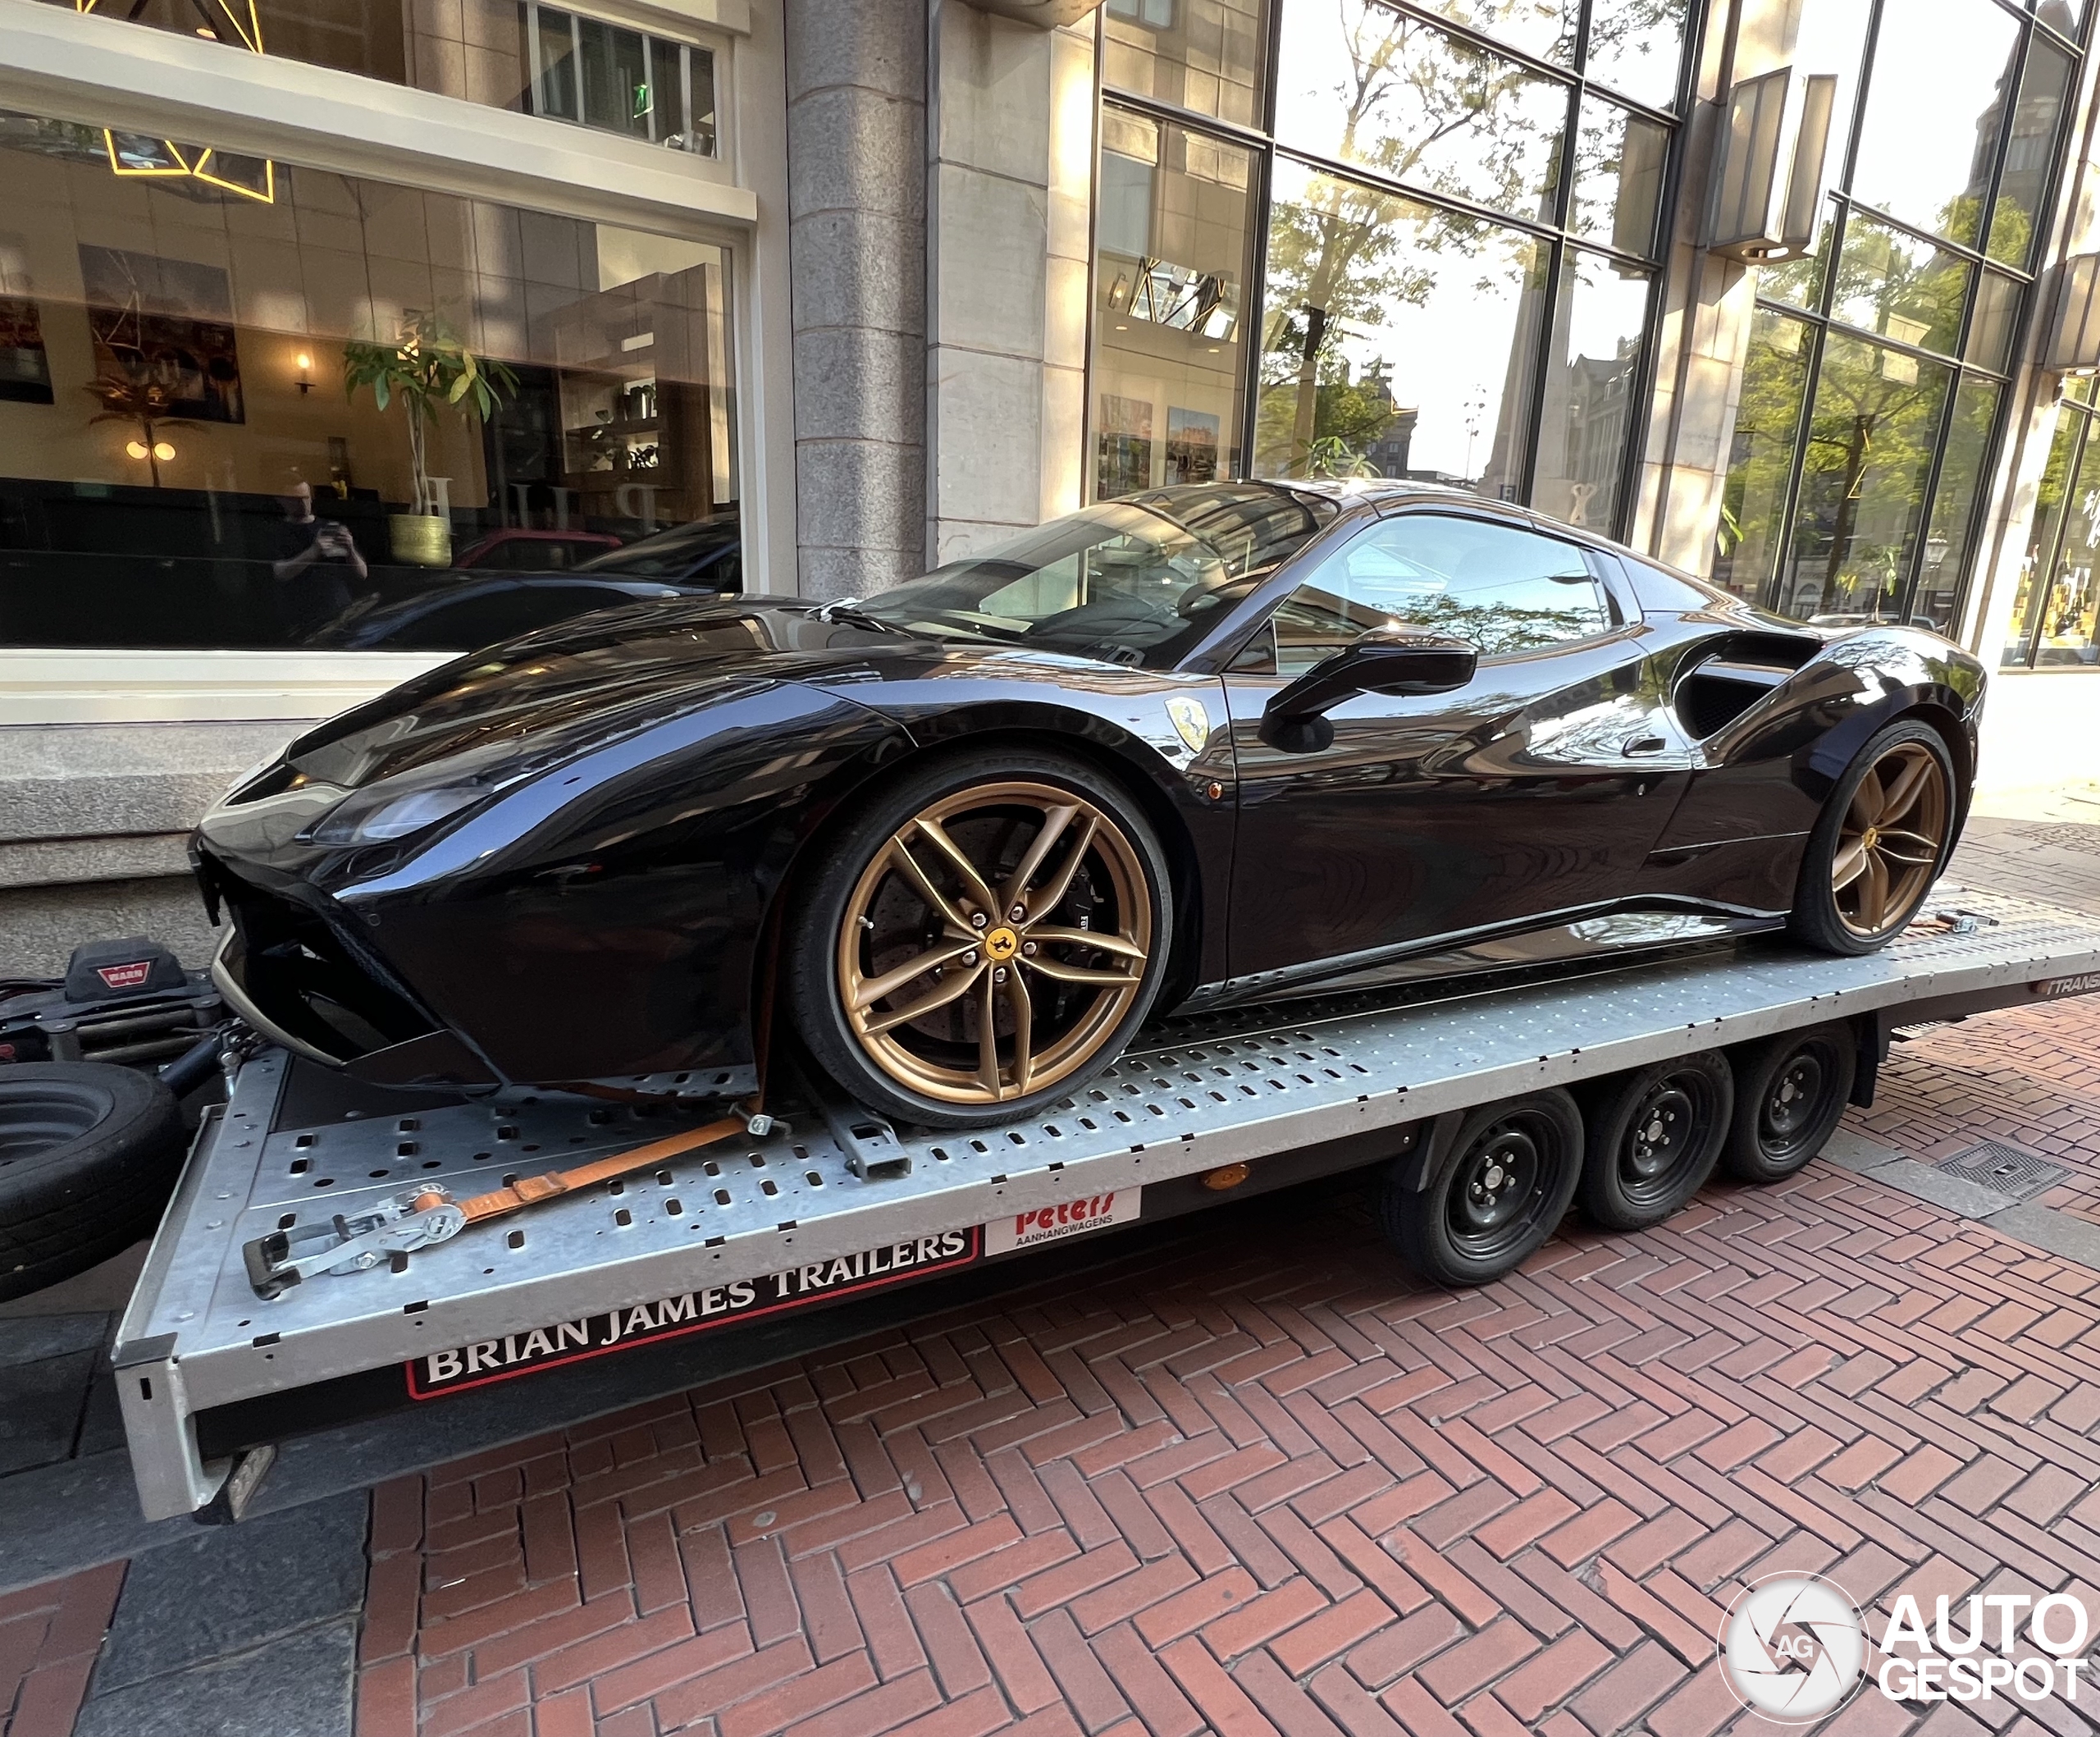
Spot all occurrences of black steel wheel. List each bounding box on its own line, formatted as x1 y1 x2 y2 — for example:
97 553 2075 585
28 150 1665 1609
1382 1090 1583 1287
1575 1053 1733 1231
1720 1024 1857 1183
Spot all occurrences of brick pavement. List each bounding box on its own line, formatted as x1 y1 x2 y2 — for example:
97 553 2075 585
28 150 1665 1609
0 1566 123 1737
346 1125 2100 1737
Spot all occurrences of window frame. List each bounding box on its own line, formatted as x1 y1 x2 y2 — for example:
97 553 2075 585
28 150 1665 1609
1725 0 2092 638
0 2 787 725
1090 0 1705 545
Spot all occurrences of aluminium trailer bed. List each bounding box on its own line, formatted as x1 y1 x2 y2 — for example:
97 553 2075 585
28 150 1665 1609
113 884 2100 1521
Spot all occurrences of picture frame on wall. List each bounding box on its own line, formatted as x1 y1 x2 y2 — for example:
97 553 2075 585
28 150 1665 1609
1097 392 1153 499
78 245 245 424
1166 406 1219 484
0 297 52 405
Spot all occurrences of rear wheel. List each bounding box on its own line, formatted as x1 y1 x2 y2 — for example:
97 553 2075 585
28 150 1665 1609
1721 1024 1856 1183
1789 720 1956 955
787 751 1173 1129
1382 1090 1582 1287
1575 1054 1732 1231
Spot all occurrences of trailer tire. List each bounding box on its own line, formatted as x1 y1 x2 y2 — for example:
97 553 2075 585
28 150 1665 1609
0 1063 185 1301
1382 1090 1582 1287
1576 1053 1733 1231
1721 1024 1856 1184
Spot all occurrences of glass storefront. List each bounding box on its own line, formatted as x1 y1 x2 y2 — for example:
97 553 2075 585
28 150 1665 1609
1089 0 1687 540
1714 0 2088 636
0 106 740 651
2006 382 2100 667
36 0 719 156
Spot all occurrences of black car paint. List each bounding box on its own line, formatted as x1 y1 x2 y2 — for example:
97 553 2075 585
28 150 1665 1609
193 483 1985 1095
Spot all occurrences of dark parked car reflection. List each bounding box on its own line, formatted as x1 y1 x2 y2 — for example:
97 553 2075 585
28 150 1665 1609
305 575 705 651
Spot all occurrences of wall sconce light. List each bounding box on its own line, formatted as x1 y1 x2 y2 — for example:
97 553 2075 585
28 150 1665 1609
295 351 313 395
126 440 176 462
1704 67 1839 263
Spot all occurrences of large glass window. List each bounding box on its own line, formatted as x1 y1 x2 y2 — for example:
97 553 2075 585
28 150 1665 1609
1251 162 1548 497
1713 0 2086 639
35 0 719 156
1103 0 1265 129
1110 0 1689 532
2008 390 2100 667
1089 109 1257 498
1271 5 1570 224
0 104 740 652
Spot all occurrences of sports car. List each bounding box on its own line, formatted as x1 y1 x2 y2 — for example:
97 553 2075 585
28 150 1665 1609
191 480 1984 1130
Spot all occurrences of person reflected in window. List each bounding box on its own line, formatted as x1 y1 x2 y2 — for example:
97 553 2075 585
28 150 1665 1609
272 478 368 638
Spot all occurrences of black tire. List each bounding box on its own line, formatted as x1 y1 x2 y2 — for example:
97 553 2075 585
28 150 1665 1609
1721 1024 1856 1183
0 1063 185 1301
1382 1090 1583 1287
1788 719 1956 956
787 748 1175 1129
1575 1054 1733 1231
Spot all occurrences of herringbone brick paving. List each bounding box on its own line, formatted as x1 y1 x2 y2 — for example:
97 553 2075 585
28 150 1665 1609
351 1134 2100 1737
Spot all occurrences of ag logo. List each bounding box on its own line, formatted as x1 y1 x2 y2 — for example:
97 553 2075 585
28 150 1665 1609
1719 1574 1865 1722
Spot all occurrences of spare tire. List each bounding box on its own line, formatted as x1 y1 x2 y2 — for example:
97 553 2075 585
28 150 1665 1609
0 1063 185 1301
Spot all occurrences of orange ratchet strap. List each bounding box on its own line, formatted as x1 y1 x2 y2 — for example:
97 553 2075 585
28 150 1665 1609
432 1113 753 1225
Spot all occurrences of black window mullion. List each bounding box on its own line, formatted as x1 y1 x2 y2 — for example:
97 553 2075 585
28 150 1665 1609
1836 0 1887 197
1518 235 1564 505
1239 138 1276 485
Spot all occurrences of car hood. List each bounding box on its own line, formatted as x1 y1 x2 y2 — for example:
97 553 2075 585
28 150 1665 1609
271 597 1124 793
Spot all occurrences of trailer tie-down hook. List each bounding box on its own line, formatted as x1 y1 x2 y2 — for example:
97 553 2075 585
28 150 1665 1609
242 1110 758 1298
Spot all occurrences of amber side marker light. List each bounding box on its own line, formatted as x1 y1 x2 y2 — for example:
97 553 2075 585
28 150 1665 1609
1202 1163 1251 1191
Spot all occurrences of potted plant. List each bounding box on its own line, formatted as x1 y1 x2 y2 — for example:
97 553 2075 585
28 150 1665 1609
341 311 518 566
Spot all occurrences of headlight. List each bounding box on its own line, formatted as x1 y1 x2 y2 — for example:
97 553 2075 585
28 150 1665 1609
309 784 488 846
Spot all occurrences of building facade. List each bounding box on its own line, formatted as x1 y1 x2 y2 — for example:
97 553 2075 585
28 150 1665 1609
2 0 2098 968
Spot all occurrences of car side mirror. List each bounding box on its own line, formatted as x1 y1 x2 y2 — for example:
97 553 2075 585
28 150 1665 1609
1260 629 1477 751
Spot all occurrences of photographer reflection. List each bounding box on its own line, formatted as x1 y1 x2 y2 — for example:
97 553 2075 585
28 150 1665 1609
272 478 368 638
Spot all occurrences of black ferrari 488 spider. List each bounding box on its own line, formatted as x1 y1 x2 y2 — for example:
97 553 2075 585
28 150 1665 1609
194 480 1984 1130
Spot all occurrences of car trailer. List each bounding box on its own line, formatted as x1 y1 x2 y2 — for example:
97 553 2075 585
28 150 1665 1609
114 883 2100 1523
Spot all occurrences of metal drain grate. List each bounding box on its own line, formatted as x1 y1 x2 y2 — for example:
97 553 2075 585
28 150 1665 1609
1938 1142 2070 1203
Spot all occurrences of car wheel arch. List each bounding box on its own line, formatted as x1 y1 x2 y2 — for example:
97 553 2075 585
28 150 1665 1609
754 720 1208 1036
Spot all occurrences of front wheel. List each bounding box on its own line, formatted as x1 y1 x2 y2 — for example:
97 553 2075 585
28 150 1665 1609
1381 1090 1583 1287
1789 720 1956 955
786 750 1173 1129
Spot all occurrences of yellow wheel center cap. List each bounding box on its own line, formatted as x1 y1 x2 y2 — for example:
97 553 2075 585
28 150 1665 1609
984 926 1020 962
1860 825 1881 850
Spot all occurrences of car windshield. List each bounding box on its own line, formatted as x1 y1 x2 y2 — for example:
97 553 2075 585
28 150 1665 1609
576 519 739 579
852 484 1332 668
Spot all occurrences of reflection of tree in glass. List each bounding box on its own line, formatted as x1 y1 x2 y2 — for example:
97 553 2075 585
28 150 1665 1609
1257 0 1564 478
1789 332 1948 619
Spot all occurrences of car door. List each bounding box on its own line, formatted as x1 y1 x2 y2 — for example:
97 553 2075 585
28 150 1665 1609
1222 509 1694 988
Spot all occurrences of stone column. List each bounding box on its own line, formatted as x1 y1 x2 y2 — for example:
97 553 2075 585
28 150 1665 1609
783 0 929 598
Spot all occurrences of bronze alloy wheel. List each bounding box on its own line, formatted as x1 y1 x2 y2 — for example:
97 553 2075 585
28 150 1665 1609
834 780 1154 1108
1831 740 1950 939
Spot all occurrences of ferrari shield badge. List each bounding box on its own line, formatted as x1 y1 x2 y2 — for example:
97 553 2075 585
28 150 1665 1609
1165 695 1211 753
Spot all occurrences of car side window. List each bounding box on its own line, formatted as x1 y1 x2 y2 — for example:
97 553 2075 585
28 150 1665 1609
1255 515 1615 678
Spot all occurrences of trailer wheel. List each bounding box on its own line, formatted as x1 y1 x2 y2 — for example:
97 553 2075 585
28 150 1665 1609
0 1063 185 1301
1382 1090 1582 1287
1575 1054 1732 1231
1721 1024 1856 1183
